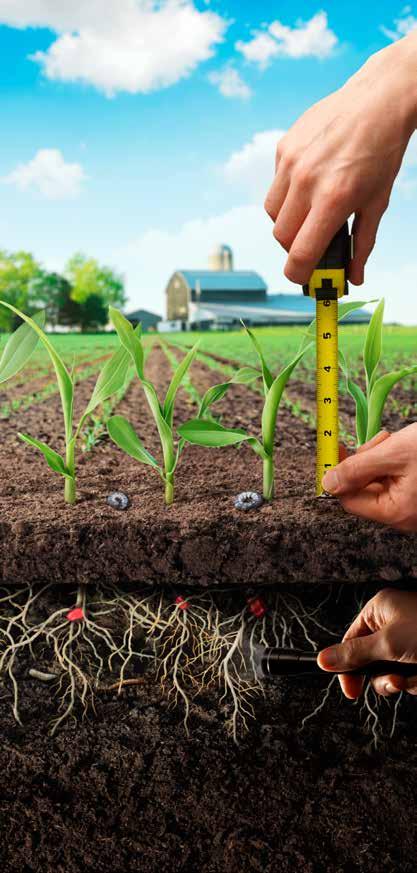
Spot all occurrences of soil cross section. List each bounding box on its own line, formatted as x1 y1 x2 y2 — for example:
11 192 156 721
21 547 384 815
0 344 416 588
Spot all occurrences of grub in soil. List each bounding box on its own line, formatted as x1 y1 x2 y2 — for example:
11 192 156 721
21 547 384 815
0 345 416 587
234 491 264 511
107 490 130 510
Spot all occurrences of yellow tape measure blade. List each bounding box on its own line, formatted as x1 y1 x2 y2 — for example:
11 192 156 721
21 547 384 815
316 298 339 496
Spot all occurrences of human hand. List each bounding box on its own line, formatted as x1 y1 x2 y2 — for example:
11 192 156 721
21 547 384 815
265 33 417 285
322 425 417 532
317 588 417 699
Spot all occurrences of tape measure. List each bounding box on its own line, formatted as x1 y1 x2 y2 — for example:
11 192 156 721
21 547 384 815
303 223 351 495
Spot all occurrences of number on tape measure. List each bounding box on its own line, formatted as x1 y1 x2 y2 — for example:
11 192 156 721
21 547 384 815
316 296 339 495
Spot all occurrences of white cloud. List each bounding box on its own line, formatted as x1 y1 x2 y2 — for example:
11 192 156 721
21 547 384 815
2 149 87 200
236 11 338 68
0 0 227 96
381 6 417 41
221 129 285 200
119 204 282 313
208 66 251 100
235 32 279 69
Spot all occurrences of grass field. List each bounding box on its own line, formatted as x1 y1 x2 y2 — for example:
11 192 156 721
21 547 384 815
1 323 416 372
168 324 417 376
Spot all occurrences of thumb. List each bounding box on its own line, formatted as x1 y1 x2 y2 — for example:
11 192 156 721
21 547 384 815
318 631 387 673
322 439 401 496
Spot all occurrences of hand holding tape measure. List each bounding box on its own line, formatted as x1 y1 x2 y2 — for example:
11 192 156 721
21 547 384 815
303 223 352 496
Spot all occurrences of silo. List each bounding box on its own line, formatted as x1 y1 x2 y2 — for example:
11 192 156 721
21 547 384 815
208 244 233 272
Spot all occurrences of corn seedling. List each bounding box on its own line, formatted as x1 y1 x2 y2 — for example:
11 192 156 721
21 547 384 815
179 325 312 500
0 301 137 504
107 307 202 505
339 299 417 445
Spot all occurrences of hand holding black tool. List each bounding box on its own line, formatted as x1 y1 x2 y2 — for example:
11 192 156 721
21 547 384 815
254 647 417 680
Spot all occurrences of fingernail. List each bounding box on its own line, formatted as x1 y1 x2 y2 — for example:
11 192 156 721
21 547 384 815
385 682 398 694
320 646 340 668
322 469 340 494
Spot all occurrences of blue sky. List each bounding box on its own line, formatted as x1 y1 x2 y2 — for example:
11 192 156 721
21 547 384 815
0 1 416 322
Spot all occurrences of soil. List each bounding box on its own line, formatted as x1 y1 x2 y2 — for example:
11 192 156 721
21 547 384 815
0 344 416 588
2 344 417 872
2 645 417 873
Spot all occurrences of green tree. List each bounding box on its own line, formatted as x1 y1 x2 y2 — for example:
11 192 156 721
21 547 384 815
66 254 126 308
78 294 107 332
28 271 75 327
0 250 42 331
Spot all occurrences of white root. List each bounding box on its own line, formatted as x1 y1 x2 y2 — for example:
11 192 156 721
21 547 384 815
0 582 408 741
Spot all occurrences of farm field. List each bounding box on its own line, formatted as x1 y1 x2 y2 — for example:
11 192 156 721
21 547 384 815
1 323 417 872
169 322 417 380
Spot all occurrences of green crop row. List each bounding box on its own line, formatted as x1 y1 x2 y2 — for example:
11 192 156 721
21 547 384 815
0 355 121 420
170 322 417 385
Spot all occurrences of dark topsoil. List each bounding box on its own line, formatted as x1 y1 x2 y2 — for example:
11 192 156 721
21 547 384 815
2 656 417 873
0 345 416 588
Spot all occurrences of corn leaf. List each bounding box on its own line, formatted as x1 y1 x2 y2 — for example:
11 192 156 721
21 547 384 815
18 433 72 478
84 347 130 416
178 418 267 458
110 310 175 473
107 415 160 469
163 341 199 425
0 310 45 384
0 301 74 442
367 365 417 440
198 382 230 417
262 345 311 455
83 325 140 417
242 323 273 394
197 367 262 418
364 299 384 394
339 350 368 446
109 307 144 379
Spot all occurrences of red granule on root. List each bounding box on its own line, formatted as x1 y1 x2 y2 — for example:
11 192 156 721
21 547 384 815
66 607 85 622
175 595 189 611
247 596 266 619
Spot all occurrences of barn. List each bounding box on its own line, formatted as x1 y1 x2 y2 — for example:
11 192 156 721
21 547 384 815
164 244 370 330
125 308 162 331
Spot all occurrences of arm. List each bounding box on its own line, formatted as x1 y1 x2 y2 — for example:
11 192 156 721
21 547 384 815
322 424 417 532
318 588 417 699
265 32 417 284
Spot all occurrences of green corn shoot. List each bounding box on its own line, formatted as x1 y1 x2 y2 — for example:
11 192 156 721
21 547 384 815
107 307 200 505
178 325 311 500
0 300 135 504
340 298 417 445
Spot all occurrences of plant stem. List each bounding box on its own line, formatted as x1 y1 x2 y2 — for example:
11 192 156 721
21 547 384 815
165 472 174 506
263 455 274 500
64 440 76 505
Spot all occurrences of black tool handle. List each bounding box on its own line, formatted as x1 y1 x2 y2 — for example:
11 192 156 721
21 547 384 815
261 648 417 678
316 222 351 271
302 221 351 297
